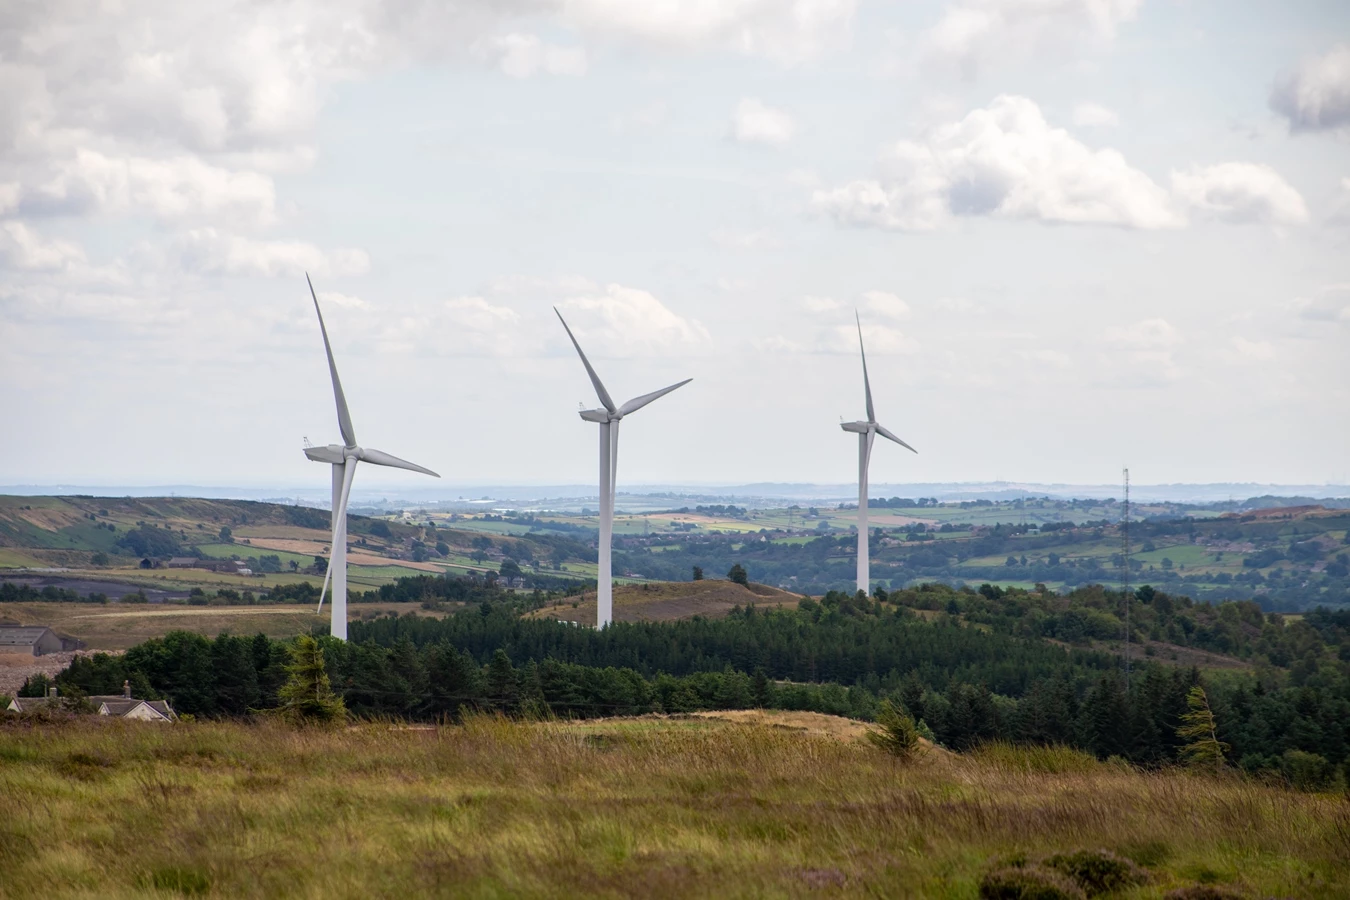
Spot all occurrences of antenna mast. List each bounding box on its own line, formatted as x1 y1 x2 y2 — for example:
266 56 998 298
1122 466 1131 684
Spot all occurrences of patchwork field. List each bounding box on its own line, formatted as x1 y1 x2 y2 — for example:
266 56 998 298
0 713 1343 898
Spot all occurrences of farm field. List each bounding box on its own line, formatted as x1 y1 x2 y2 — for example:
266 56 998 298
0 601 436 650
0 713 1344 899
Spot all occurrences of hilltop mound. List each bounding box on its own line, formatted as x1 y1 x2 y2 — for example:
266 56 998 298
527 579 800 626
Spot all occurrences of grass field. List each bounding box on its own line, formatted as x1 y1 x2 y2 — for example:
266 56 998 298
0 713 1344 898
0 602 444 650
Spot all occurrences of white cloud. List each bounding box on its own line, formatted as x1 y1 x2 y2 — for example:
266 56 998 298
1073 102 1119 127
1270 45 1350 132
172 229 370 278
813 95 1182 231
473 33 588 78
1170 163 1309 225
0 222 86 272
1286 286 1350 327
1232 337 1275 360
844 321 915 354
1106 317 1181 349
731 98 796 145
319 291 367 309
26 150 277 225
860 290 910 321
753 334 804 352
446 295 523 328
920 0 1141 75
558 284 711 354
562 0 855 63
802 295 842 314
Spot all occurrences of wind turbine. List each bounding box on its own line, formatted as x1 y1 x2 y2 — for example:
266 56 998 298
303 274 439 640
841 312 916 595
555 308 691 628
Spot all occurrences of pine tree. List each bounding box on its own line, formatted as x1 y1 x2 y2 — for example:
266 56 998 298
276 635 346 724
1177 685 1228 772
868 699 921 759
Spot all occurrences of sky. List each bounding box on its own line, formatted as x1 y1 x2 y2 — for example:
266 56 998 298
2 0 1348 492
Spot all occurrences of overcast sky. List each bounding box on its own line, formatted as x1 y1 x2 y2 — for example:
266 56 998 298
2 0 1348 492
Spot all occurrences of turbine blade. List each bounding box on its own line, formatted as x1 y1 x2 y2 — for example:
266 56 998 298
618 378 692 417
876 423 917 453
361 448 440 478
610 419 620 501
316 560 334 615
316 458 358 614
308 274 357 448
555 308 617 415
857 311 875 424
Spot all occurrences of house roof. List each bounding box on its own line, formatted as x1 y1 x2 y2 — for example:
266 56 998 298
7 696 58 712
0 626 54 647
89 696 176 719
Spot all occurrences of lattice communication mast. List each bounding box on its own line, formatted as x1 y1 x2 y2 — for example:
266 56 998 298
1122 467 1131 683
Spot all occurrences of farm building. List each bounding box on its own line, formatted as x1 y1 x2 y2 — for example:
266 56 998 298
166 557 199 568
0 626 67 656
7 683 177 722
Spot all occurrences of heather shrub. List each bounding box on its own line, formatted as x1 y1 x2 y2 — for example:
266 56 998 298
1044 849 1147 896
979 865 1085 900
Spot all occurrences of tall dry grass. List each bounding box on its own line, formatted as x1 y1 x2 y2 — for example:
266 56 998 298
0 713 1345 898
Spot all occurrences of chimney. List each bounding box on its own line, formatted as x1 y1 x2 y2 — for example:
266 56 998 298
123 679 131 699
48 685 58 698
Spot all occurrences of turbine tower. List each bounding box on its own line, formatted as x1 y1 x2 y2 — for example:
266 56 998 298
556 308 691 629
841 312 916 595
303 274 439 640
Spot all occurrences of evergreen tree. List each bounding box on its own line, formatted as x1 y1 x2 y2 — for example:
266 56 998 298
276 635 346 724
727 563 748 586
868 699 921 759
1178 685 1229 772
486 648 518 710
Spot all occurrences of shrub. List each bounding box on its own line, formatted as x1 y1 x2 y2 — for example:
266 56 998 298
1281 749 1333 791
1044 849 1147 896
979 866 1085 899
867 699 920 759
1162 888 1243 900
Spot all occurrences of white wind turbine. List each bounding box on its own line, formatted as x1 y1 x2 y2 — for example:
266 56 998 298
555 308 691 628
841 312 916 595
303 274 439 640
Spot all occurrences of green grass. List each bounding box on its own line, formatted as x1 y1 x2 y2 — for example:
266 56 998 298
195 543 315 568
0 547 47 568
0 715 1344 898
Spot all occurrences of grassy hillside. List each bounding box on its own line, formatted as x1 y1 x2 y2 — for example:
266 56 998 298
527 580 799 626
0 713 1343 899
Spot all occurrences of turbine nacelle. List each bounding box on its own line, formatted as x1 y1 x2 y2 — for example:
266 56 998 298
840 421 871 434
303 443 440 476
